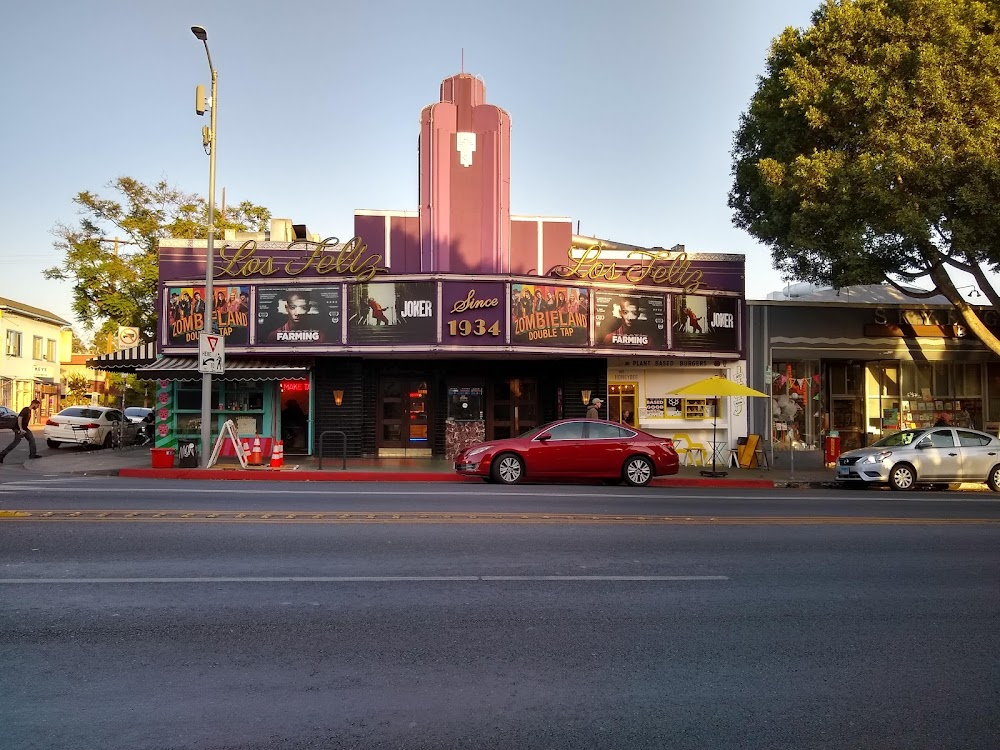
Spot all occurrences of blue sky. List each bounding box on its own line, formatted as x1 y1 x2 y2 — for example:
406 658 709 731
0 0 820 336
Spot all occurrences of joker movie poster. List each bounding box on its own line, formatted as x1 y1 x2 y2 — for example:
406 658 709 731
254 286 342 345
671 294 739 352
346 282 438 344
510 283 589 346
594 291 665 349
167 285 250 346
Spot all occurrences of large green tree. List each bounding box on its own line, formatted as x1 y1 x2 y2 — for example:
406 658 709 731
44 177 271 341
730 0 1000 354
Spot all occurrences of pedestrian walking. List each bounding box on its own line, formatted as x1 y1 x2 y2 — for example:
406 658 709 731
586 397 603 420
0 398 41 463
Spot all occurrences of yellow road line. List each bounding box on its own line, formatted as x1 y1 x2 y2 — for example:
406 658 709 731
0 510 998 525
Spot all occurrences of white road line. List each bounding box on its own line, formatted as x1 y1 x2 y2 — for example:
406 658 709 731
0 575 729 584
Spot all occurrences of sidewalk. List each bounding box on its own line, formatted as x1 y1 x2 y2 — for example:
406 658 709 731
0 440 898 489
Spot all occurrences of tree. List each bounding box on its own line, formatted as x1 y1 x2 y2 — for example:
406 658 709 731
64 374 92 406
44 177 271 341
730 0 1000 354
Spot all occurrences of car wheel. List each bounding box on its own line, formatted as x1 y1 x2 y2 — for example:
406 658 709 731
46 439 60 449
623 455 654 487
491 453 524 485
888 463 917 491
987 465 1000 492
102 432 113 449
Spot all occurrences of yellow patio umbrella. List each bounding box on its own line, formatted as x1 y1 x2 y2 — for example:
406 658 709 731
668 376 769 477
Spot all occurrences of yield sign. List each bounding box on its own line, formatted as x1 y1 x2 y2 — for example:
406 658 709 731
198 332 226 374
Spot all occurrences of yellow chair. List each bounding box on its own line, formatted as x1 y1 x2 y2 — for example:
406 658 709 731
672 433 707 466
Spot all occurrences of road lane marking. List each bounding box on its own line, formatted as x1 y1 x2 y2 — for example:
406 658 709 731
0 575 729 584
1 510 998 525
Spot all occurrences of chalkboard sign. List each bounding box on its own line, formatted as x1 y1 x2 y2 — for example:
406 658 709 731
645 397 665 417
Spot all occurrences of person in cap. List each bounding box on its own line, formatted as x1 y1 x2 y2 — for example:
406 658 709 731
586 397 603 419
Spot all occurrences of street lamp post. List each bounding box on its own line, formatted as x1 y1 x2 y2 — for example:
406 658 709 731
192 24 217 468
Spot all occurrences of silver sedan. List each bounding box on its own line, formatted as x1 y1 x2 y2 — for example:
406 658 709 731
836 427 1000 491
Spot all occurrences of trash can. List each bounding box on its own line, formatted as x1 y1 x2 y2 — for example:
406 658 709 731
177 440 198 468
150 447 175 469
824 433 841 468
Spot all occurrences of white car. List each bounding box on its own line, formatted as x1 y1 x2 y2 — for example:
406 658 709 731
43 406 141 449
124 406 153 424
836 426 1000 491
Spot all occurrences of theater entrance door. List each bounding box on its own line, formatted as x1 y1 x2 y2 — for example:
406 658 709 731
377 376 432 457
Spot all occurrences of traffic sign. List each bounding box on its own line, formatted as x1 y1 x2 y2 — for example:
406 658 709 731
198 332 225 374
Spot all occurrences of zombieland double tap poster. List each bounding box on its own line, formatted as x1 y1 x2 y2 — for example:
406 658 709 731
167 285 250 346
510 284 589 346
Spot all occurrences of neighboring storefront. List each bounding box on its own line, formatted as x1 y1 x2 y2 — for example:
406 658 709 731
147 70 749 460
747 289 1000 455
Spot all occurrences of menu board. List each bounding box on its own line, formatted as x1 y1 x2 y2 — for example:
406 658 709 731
644 397 665 417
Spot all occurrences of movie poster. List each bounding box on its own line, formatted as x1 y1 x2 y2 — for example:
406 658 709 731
671 294 740 352
166 285 250 346
594 290 665 349
510 284 589 346
254 286 342 345
346 281 438 344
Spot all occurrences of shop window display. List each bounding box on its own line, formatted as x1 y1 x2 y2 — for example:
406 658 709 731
770 362 822 451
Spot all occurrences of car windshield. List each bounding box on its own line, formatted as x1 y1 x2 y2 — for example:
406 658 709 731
125 408 150 417
870 429 924 448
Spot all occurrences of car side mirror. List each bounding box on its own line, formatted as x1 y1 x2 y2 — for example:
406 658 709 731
916 442 930 449
537 432 552 442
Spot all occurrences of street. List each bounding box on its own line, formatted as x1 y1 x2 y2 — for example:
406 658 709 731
2 480 999 749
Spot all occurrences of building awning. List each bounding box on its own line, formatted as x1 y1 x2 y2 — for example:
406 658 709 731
136 356 312 382
88 342 158 372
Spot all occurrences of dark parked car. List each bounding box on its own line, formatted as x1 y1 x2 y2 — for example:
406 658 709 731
0 405 18 431
454 418 679 486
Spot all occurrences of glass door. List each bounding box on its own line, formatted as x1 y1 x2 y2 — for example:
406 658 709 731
608 383 637 426
377 376 432 456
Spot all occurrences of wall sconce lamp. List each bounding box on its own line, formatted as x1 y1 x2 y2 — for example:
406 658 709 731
581 389 592 406
333 390 344 407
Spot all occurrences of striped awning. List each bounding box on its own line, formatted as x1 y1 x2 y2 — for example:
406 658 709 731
135 356 312 382
87 342 158 372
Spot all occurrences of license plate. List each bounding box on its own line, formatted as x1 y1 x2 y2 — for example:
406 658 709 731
837 468 849 476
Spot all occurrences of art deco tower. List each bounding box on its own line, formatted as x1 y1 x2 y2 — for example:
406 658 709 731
419 73 511 273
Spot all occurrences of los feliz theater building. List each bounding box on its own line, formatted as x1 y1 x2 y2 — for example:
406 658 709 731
145 72 748 460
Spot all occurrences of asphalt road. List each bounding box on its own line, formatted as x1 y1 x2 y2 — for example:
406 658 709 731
2 480 999 750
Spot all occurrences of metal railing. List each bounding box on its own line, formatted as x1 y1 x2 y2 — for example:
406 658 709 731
317 430 347 470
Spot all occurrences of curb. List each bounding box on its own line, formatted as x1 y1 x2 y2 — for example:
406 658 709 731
118 468 792 488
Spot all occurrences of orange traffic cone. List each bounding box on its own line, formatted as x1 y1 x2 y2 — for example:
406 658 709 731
269 440 284 469
248 435 263 466
241 438 251 460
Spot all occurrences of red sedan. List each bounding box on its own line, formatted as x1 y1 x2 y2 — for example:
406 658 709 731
454 419 679 486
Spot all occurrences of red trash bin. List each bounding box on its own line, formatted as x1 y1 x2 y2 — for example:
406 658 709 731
824 435 841 467
150 447 176 468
